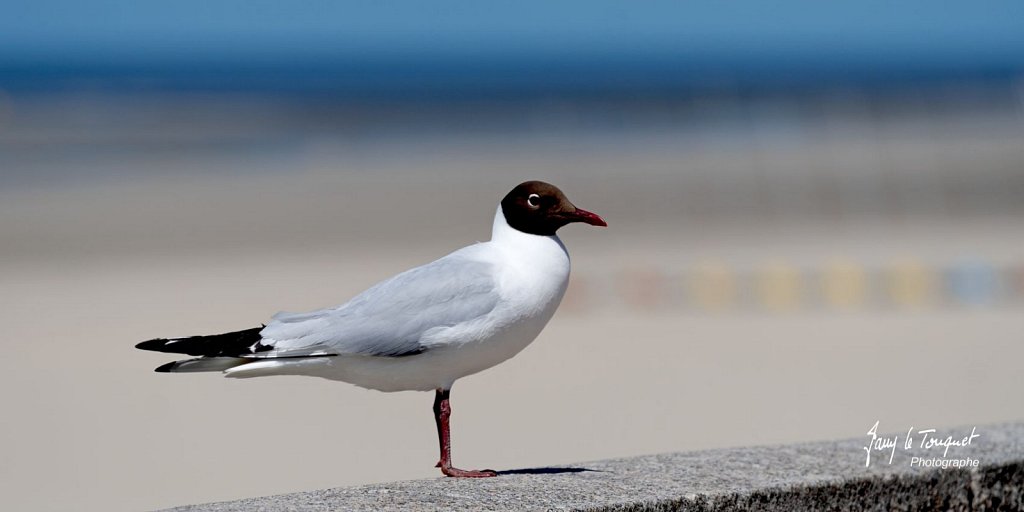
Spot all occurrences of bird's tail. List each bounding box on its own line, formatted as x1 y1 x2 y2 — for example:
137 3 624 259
154 357 251 373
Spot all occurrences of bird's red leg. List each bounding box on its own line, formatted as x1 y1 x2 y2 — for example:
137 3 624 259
432 388 497 478
432 389 445 468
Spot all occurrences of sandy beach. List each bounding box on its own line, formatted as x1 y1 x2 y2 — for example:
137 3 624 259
1 142 1022 511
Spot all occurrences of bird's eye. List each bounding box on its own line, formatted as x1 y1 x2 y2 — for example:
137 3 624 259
527 193 541 208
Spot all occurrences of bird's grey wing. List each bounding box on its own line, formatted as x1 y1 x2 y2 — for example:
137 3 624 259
255 253 499 358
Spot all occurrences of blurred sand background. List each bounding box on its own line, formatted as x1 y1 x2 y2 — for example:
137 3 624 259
2 87 1024 511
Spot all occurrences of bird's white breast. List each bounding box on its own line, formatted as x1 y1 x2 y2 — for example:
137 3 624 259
414 207 571 388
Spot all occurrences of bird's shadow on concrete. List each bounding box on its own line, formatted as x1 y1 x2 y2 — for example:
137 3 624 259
496 467 602 476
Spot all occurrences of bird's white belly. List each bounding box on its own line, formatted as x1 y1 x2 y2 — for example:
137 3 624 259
320 265 568 392
227 223 574 392
280 241 570 392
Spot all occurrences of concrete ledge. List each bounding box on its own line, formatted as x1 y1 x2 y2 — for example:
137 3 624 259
166 422 1023 511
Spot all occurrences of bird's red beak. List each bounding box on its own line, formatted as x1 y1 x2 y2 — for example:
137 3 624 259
569 207 607 227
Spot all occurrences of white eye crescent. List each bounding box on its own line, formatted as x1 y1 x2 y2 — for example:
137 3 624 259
527 193 541 208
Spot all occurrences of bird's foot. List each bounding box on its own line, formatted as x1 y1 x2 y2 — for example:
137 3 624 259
439 464 497 478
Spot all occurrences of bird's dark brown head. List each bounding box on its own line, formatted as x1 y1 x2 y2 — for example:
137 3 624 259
500 181 607 236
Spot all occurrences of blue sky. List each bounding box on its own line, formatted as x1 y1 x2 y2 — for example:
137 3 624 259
2 0 1023 63
1 1 1022 94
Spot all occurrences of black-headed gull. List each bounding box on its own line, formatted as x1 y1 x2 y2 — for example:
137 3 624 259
137 181 606 478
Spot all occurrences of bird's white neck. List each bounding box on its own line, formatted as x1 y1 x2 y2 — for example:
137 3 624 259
491 204 570 265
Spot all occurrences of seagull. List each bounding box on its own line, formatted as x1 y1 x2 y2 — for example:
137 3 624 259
136 180 606 478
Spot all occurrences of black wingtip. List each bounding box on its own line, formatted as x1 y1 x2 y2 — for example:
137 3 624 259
134 327 264 357
136 338 169 352
154 361 177 373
